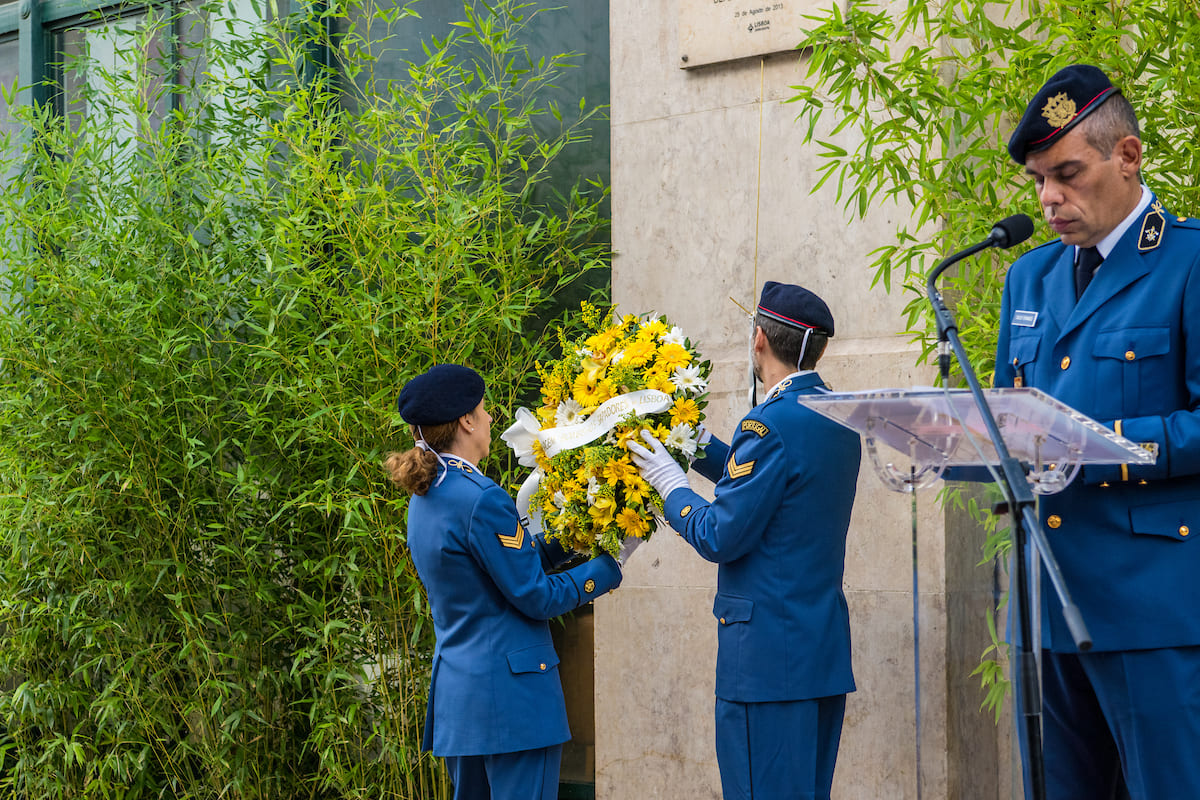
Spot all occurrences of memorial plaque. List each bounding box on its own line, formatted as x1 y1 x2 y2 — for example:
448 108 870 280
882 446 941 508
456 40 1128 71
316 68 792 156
679 0 834 69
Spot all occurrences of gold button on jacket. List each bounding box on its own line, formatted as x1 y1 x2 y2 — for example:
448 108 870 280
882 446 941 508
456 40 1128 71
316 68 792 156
1047 514 1062 528
1060 356 1071 370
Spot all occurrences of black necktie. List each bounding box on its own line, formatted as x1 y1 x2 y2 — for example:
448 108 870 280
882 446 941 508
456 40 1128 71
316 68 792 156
1075 246 1103 299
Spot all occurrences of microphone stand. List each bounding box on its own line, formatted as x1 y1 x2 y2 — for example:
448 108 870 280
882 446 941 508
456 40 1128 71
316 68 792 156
926 237 1092 800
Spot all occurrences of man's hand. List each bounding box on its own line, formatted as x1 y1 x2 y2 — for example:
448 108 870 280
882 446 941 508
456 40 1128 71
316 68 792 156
627 429 689 500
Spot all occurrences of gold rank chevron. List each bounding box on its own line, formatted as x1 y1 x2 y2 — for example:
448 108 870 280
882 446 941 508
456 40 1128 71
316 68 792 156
727 452 756 479
497 524 525 550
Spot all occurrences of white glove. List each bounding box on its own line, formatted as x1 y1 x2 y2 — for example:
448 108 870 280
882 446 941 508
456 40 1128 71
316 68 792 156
617 535 643 567
627 429 690 500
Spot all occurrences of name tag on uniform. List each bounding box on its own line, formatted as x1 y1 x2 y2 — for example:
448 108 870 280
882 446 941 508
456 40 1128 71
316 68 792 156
1012 310 1038 328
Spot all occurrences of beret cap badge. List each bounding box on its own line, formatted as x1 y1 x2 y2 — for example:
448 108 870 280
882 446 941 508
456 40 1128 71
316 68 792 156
1041 92 1077 129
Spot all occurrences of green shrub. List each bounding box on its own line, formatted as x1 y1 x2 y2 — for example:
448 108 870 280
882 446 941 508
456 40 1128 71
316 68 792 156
0 0 608 796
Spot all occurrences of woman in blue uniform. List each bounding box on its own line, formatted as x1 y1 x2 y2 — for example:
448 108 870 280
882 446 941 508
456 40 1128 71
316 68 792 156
384 364 622 800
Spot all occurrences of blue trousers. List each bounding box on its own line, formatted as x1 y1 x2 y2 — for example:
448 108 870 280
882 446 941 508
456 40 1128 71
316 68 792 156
715 695 847 800
1039 646 1200 800
444 744 562 800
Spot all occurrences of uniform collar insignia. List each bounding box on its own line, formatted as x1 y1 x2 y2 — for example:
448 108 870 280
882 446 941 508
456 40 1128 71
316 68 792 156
1139 200 1166 252
446 457 474 473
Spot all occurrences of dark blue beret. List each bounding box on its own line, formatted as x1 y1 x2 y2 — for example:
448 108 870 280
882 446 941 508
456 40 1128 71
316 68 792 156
757 281 835 337
397 364 486 426
1008 64 1121 164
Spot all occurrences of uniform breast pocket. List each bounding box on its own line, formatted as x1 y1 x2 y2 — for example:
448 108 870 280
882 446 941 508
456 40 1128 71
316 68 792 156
1092 327 1171 417
1007 334 1040 385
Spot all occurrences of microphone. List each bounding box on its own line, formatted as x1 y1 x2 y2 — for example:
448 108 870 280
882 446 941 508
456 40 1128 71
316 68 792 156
987 214 1035 249
929 214 1036 380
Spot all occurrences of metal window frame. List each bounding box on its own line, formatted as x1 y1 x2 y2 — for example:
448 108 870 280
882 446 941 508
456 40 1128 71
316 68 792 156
6 0 329 111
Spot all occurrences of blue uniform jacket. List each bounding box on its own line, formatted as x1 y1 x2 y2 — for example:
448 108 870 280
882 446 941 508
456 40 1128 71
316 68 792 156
994 195 1200 653
663 372 862 703
406 457 622 756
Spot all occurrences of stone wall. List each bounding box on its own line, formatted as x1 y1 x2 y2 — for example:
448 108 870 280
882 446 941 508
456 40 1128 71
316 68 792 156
595 1 1016 796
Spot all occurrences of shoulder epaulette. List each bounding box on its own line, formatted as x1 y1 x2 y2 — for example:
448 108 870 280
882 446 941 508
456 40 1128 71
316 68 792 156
1169 213 1200 230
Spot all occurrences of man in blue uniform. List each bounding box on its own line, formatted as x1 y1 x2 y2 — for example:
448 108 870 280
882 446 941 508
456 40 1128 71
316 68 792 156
387 364 623 800
629 282 862 800
997 65 1200 799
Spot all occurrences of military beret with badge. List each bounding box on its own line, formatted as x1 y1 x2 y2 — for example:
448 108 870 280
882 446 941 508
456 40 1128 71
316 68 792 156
1007 64 1122 165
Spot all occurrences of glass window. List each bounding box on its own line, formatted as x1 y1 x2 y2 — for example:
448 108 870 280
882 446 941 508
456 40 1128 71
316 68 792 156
54 0 279 150
0 35 17 136
56 11 169 167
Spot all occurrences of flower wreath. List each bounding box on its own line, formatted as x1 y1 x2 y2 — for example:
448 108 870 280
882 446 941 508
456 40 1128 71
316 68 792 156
502 303 712 559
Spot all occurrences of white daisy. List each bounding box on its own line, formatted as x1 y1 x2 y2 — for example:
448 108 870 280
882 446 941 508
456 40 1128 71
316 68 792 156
556 398 585 427
586 476 601 505
660 325 686 346
553 490 567 509
666 423 698 457
673 363 708 395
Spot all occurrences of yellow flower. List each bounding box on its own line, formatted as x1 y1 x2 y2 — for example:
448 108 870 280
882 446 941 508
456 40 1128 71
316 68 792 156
573 372 604 408
581 357 607 384
643 369 676 394
594 379 618 404
623 476 651 506
670 397 700 427
622 338 656 367
611 425 639 446
640 318 668 338
616 507 650 538
536 405 556 426
585 326 623 357
656 342 692 372
589 495 617 528
603 456 638 485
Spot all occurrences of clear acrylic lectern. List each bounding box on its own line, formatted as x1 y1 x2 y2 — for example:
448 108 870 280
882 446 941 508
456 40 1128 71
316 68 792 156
798 386 1154 494
798 385 1155 800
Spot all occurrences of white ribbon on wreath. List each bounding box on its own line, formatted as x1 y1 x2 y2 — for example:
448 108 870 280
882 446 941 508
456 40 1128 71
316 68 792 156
502 389 673 532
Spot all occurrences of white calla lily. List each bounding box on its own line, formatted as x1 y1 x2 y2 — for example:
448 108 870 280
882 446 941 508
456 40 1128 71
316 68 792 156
500 407 542 468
